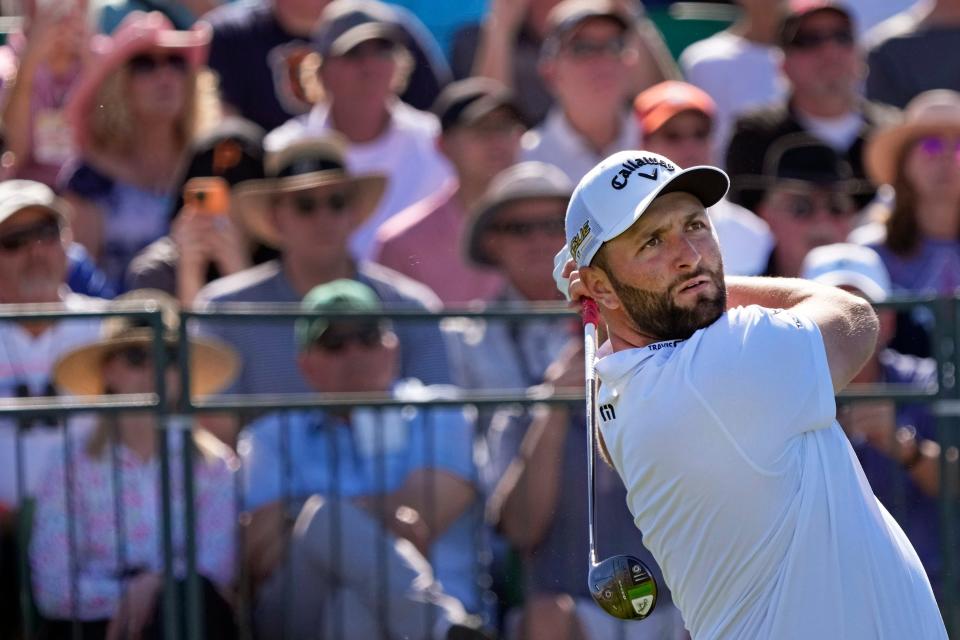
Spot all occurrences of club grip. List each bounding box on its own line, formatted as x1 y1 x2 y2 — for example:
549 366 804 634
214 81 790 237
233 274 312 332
582 298 600 328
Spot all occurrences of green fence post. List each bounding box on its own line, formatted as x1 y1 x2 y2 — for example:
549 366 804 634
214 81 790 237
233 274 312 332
152 306 179 640
178 316 203 640
936 296 959 634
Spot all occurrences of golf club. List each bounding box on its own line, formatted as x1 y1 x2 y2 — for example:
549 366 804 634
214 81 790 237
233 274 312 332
582 298 659 621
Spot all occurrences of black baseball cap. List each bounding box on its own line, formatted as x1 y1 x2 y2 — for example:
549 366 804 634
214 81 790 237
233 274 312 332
312 0 405 58
431 78 526 133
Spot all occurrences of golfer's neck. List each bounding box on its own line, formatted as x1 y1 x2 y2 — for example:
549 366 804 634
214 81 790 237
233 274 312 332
608 321 661 352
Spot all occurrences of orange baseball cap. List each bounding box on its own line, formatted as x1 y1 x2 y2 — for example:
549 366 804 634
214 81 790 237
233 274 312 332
633 81 716 136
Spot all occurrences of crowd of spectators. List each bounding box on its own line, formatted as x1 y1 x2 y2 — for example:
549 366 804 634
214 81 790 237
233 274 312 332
0 0 959 638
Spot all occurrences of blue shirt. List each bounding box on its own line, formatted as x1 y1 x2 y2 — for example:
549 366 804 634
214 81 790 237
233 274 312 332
240 381 480 609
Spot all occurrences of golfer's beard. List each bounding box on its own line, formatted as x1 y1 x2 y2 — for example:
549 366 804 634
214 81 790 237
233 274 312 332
609 267 727 341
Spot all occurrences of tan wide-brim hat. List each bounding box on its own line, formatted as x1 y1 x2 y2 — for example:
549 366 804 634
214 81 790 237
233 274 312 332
865 89 960 186
53 290 238 397
233 137 387 247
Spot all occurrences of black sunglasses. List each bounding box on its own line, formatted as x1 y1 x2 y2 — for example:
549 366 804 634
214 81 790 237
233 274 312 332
279 191 353 217
564 36 627 59
0 217 61 252
488 217 566 237
128 53 189 74
314 324 383 353
789 29 854 50
782 191 855 220
108 344 180 368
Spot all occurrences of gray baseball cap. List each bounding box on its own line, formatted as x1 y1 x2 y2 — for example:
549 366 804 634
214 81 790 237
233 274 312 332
0 180 68 227
466 162 573 267
313 0 405 58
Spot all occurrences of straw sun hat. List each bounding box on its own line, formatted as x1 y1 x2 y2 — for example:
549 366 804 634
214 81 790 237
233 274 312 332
865 89 960 187
233 136 387 247
53 290 238 397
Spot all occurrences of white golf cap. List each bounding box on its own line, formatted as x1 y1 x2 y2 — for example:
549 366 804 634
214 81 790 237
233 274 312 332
800 243 891 302
0 179 68 227
563 150 729 268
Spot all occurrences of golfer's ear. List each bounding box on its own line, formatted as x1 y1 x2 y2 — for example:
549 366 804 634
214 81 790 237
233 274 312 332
580 266 620 311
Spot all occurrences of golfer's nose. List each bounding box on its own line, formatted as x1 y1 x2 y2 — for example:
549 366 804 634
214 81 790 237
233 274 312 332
674 236 702 270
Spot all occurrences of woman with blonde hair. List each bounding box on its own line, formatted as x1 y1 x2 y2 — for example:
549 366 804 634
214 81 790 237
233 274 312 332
60 11 220 294
30 290 239 640
862 89 960 355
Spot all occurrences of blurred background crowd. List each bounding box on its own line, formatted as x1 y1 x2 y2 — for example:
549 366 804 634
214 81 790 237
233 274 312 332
0 0 959 638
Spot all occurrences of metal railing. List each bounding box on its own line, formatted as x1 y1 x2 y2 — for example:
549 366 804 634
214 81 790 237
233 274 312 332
0 297 958 638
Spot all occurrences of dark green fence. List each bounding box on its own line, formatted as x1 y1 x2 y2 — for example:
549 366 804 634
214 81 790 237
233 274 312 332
1 297 958 638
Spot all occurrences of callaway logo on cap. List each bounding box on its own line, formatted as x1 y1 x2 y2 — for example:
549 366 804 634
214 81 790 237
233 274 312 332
561 150 730 269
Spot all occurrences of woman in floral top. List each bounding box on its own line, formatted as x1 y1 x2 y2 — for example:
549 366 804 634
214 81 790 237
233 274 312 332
30 290 240 639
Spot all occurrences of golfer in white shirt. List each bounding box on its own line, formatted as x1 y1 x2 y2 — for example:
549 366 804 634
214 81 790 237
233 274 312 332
555 150 947 639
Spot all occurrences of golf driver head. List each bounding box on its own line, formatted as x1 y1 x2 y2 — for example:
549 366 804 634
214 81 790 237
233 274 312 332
588 554 658 620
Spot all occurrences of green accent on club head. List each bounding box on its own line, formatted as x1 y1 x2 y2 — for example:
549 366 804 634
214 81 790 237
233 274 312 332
628 582 655 599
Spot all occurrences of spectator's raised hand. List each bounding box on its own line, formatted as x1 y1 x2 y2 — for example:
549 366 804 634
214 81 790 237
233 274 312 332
486 0 531 36
838 400 898 456
207 213 252 276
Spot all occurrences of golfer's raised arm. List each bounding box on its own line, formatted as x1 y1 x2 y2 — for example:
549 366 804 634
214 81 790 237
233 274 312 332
725 276 879 393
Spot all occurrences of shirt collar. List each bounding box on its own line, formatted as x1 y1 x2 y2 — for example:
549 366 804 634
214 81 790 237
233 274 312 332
543 107 639 159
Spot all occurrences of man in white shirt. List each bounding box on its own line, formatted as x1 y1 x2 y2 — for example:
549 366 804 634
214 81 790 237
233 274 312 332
265 0 454 260
0 180 102 637
679 0 789 165
519 0 640 183
553 150 947 639
724 0 898 212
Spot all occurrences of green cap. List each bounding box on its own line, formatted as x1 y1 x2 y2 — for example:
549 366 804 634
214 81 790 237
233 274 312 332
296 279 382 351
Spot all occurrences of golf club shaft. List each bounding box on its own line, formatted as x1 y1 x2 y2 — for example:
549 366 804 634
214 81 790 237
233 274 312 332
583 298 600 566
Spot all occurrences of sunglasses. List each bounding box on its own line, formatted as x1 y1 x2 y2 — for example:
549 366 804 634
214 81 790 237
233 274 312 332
488 217 567 237
788 29 854 50
917 136 960 159
108 345 180 368
563 36 627 59
278 191 353 217
0 217 61 252
780 191 855 220
314 325 383 353
128 53 189 74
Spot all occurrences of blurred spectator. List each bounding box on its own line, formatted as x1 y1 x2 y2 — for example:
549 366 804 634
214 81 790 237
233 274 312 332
443 162 684 639
195 136 451 404
239 279 487 638
32 289 239 640
126 116 280 304
374 78 525 303
801 243 943 591
725 0 899 212
60 11 220 294
266 0 455 260
0 180 103 637
679 0 789 165
634 80 774 275
446 162 573 393
519 0 640 182
203 0 449 131
0 0 90 186
859 89 960 356
737 135 863 278
451 0 677 127
865 0 960 108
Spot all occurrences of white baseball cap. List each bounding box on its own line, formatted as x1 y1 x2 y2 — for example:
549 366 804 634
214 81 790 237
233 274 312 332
562 150 729 268
0 179 68 227
800 243 891 302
